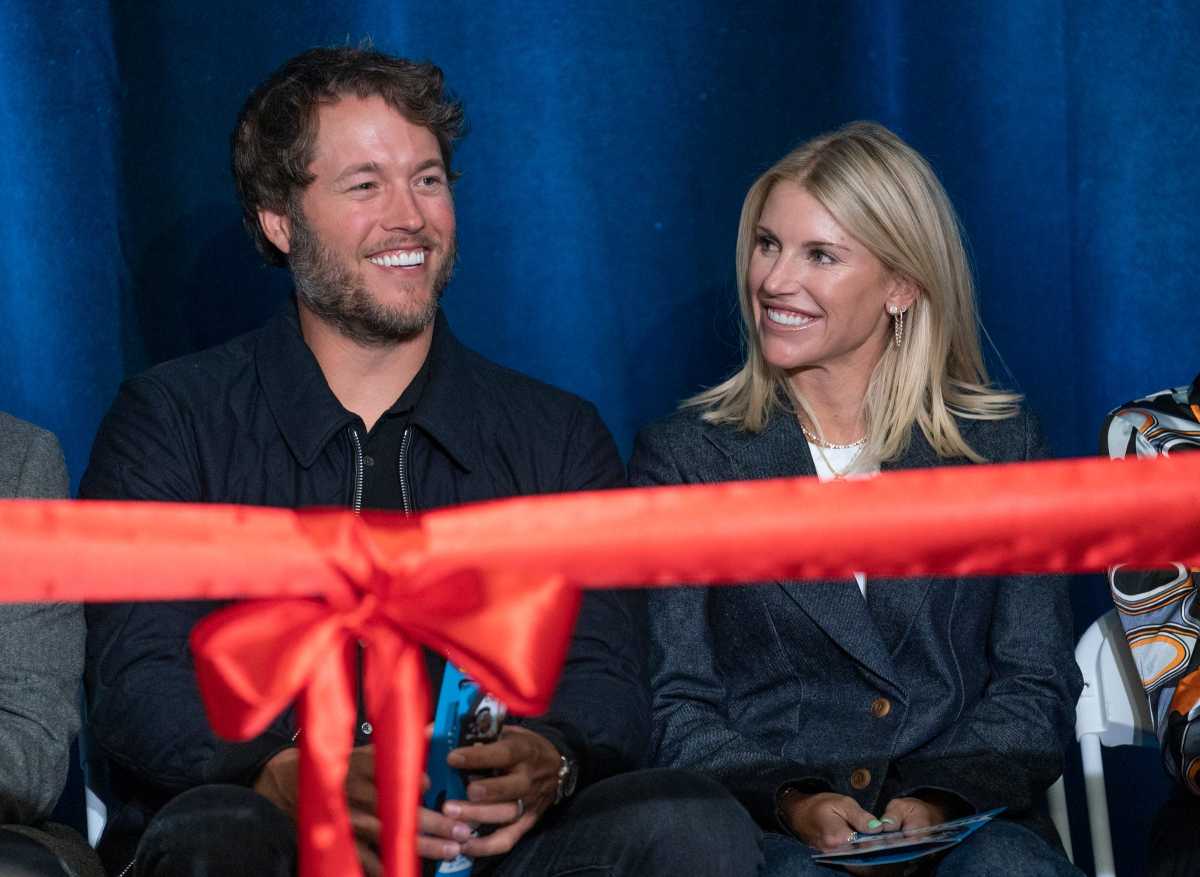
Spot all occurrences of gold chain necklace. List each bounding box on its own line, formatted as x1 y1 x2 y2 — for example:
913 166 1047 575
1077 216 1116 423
798 421 866 449
800 421 866 480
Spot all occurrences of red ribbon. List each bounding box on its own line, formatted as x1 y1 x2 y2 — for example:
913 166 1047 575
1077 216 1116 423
2 452 1200 876
189 510 579 877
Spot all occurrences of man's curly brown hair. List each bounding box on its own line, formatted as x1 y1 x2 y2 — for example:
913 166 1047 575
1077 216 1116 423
232 45 466 266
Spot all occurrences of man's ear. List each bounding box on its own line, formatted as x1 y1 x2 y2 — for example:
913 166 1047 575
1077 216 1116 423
258 207 293 256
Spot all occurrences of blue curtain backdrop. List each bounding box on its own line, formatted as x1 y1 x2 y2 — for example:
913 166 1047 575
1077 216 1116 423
3 1 1197 871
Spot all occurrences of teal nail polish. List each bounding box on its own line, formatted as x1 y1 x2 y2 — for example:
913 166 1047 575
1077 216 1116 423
880 817 896 825
867 819 882 829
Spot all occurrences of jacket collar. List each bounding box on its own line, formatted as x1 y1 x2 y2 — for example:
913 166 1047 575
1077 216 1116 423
407 311 479 473
255 303 478 472
704 407 955 693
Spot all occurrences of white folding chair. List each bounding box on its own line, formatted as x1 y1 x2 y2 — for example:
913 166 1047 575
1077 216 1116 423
1073 609 1157 877
1046 774 1071 863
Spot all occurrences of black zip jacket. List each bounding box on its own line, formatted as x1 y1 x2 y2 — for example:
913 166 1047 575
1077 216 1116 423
80 305 647 862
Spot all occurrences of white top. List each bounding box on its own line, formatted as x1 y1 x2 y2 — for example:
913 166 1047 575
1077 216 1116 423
807 442 879 598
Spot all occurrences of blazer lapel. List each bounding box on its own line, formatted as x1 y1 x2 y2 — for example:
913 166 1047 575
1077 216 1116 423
867 429 959 656
706 412 901 690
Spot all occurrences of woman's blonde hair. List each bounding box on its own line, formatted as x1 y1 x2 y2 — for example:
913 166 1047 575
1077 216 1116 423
689 121 1019 463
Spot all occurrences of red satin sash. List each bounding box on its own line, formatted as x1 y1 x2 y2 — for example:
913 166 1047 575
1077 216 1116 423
2 452 1199 876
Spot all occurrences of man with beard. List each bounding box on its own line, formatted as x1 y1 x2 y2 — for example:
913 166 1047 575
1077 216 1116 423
80 47 759 877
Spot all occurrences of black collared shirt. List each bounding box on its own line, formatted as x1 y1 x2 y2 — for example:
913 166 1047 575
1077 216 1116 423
360 352 430 512
356 355 447 699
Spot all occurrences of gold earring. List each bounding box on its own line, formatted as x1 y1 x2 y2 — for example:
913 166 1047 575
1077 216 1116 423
890 306 905 347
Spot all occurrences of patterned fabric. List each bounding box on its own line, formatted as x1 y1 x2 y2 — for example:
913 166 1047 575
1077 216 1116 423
1102 373 1200 794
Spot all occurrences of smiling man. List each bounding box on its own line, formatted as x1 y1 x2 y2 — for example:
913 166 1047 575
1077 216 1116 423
80 47 758 877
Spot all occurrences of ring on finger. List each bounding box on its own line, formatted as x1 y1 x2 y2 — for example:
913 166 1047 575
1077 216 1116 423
515 798 525 820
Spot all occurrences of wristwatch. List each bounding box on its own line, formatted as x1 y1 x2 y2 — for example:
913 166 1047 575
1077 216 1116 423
553 752 579 805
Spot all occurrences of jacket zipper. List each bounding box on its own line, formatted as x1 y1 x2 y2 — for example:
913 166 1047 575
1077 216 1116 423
397 425 414 515
347 425 366 515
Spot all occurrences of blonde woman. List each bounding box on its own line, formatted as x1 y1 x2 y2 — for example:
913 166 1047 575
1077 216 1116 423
630 123 1082 875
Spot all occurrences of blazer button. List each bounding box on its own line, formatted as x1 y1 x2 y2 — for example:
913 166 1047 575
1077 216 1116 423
850 768 871 790
870 697 891 718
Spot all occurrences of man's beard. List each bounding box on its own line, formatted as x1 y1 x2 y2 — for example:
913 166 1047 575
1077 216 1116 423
287 211 456 346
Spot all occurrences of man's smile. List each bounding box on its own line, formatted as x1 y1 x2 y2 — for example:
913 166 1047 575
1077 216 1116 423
367 248 426 268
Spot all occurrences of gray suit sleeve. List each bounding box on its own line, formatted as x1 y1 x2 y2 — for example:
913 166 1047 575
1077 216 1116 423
14 428 69 498
0 423 84 825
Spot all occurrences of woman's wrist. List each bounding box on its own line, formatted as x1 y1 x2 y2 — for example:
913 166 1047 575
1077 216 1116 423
775 785 811 834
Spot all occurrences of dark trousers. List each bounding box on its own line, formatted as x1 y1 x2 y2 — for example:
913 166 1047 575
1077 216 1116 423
132 785 296 877
480 768 762 876
132 769 762 877
760 819 1081 876
0 828 71 877
1147 788 1200 877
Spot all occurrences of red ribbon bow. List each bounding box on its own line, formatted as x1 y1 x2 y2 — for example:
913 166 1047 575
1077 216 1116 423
190 509 581 877
5 453 1200 874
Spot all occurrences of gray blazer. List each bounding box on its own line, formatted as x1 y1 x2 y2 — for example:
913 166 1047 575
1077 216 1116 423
630 406 1082 842
0 412 85 826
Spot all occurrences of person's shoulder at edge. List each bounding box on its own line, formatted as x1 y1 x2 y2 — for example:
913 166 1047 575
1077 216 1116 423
953 404 1044 464
0 409 58 449
1107 375 1195 417
0 410 69 499
116 319 267 399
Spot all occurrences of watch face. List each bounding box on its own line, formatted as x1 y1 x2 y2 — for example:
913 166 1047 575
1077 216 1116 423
562 757 578 797
555 754 579 802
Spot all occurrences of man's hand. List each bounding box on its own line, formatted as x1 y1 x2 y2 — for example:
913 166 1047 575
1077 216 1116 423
780 790 883 852
879 795 948 832
253 746 301 819
255 745 478 876
442 725 561 857
344 747 382 876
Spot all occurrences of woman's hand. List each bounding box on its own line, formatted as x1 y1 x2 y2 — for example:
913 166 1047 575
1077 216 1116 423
879 795 947 832
419 773 473 864
780 791 884 852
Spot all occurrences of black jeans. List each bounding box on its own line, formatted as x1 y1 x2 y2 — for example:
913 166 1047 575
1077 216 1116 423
480 768 762 876
1147 787 1200 877
132 785 295 877
0 828 71 877
132 769 762 877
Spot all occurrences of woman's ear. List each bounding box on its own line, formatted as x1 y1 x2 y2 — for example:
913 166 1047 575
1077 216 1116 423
885 274 920 313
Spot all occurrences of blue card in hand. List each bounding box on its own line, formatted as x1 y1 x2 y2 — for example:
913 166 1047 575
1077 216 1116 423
810 807 1006 867
424 664 506 876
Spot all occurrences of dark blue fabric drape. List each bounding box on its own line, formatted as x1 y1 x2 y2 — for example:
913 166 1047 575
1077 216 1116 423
3 2 1197 871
